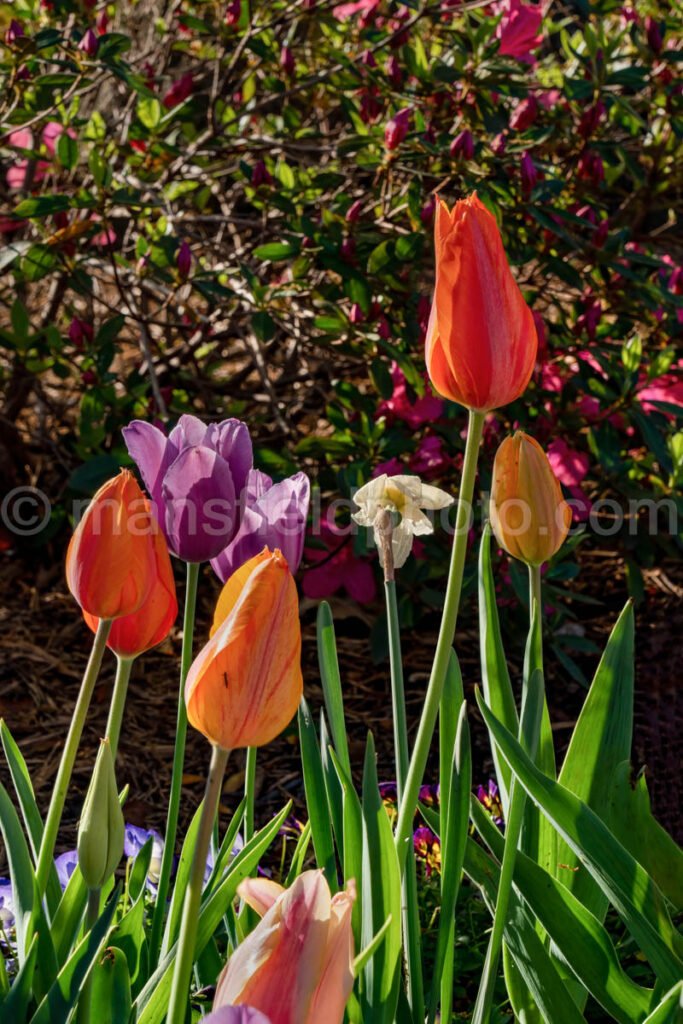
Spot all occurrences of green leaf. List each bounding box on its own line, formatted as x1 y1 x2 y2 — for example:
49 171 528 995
471 798 654 1024
0 781 38 964
52 864 89 966
0 721 62 919
608 762 683 912
360 734 401 1024
557 601 635 913
0 933 38 1022
10 300 30 343
476 692 683 988
19 245 57 283
160 799 203 958
317 602 352 778
298 697 337 886
319 711 344 858
252 241 299 261
89 946 132 1024
134 803 291 1024
643 982 683 1024
14 196 71 218
30 887 119 1024
464 840 586 1024
478 527 519 812
56 132 78 170
329 747 363 948
137 98 162 129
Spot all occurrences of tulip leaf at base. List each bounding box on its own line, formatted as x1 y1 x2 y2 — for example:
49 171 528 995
89 946 132 1024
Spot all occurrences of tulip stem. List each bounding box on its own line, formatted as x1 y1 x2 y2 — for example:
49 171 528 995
149 560 200 966
36 618 112 901
385 579 425 1024
106 656 134 760
529 564 542 628
78 888 101 1024
167 744 229 1024
394 409 485 874
244 747 257 841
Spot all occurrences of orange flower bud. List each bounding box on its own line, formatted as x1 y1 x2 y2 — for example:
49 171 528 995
490 432 571 566
426 193 538 412
66 471 158 619
83 524 177 658
185 548 303 749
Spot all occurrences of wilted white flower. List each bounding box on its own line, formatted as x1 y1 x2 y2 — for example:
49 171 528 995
352 474 454 571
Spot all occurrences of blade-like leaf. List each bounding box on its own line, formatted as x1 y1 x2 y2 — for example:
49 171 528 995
298 697 337 886
89 946 132 1024
478 527 518 813
329 746 363 948
29 887 119 1024
317 602 351 778
557 601 634 913
476 692 683 988
361 733 402 1024
642 982 683 1024
472 797 654 1024
320 711 345 856
0 933 38 1022
52 864 88 966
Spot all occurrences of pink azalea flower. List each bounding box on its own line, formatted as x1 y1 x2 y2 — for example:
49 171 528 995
409 435 451 477
494 0 543 64
42 121 76 156
8 128 33 149
378 363 444 428
303 520 376 603
637 363 683 417
6 159 49 189
333 0 380 21
547 438 589 487
373 458 404 477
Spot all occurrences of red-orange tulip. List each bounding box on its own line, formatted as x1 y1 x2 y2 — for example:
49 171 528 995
425 193 538 412
83 523 177 658
185 548 303 749
66 471 158 619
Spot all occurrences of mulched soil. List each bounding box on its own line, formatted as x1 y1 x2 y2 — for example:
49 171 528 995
0 538 680 874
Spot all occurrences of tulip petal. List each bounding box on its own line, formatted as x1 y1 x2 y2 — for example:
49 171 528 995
169 413 211 449
162 445 237 562
203 1009 271 1024
211 548 272 635
122 420 178 522
213 419 254 498
255 473 310 573
308 883 355 1024
238 877 285 917
210 507 269 584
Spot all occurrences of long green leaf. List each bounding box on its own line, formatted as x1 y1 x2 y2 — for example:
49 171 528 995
0 781 36 964
52 864 88 966
29 887 119 1024
472 797 654 1024
0 932 38 1022
557 601 634 912
0 722 62 919
298 697 337 886
317 602 351 778
476 692 683 988
89 946 132 1024
134 802 291 1024
464 839 586 1024
609 762 683 912
642 982 683 1024
360 733 402 1024
329 747 364 948
320 711 344 856
160 798 204 959
478 527 519 813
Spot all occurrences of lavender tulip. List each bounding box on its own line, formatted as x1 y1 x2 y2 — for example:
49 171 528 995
123 414 253 563
210 470 310 582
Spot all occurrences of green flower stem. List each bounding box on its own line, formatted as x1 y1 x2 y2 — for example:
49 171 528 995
394 408 485 873
149 560 200 966
167 744 230 1024
385 579 425 1024
529 564 542 631
471 778 527 1024
105 656 134 760
36 617 112 899
244 747 257 842
78 887 101 1023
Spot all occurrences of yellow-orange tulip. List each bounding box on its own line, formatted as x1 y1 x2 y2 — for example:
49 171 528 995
185 548 302 749
213 870 355 1024
425 193 538 412
490 432 571 566
66 470 158 619
83 523 177 658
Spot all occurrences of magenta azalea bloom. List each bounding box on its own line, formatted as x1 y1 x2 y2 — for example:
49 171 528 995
123 414 252 563
302 519 376 603
211 470 310 582
494 0 543 64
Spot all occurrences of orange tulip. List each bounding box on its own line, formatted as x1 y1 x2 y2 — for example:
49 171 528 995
185 548 303 749
83 523 177 658
425 193 538 412
66 471 158 619
213 870 355 1024
490 432 571 566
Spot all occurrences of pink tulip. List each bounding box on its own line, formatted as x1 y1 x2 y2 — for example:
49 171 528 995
213 871 355 1024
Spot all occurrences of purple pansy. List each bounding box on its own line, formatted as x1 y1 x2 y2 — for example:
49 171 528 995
124 824 165 892
211 470 310 581
123 414 253 562
0 878 14 930
476 779 505 829
55 850 79 890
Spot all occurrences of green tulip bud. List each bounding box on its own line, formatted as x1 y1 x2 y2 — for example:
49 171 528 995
77 738 124 890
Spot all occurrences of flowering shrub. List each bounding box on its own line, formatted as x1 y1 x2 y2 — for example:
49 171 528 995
1 0 681 623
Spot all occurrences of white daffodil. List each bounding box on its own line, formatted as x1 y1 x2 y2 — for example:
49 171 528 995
352 474 454 571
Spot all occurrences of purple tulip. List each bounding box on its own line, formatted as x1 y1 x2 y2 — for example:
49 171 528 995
55 850 78 890
211 469 310 582
203 1009 272 1024
123 414 253 562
